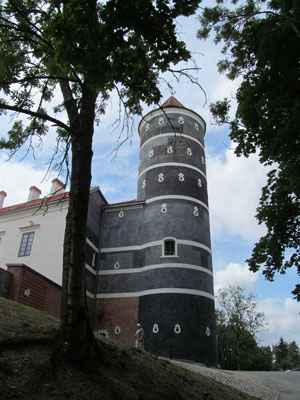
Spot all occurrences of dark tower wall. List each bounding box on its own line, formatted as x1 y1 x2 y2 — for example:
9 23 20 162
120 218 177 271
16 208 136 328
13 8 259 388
136 101 218 365
94 202 145 346
85 188 107 297
94 98 218 366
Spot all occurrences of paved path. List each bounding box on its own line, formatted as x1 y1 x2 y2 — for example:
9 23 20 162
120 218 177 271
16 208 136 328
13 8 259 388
230 371 300 400
171 361 279 400
171 360 300 400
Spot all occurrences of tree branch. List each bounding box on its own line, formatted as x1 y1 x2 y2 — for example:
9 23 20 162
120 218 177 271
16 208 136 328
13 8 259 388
7 0 54 52
59 81 79 123
0 102 71 133
0 75 78 86
162 66 207 105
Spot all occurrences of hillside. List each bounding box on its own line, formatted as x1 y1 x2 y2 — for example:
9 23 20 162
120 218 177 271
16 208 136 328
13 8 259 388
0 297 257 400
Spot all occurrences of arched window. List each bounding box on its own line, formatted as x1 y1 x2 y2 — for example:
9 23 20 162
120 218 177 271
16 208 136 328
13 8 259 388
162 238 177 257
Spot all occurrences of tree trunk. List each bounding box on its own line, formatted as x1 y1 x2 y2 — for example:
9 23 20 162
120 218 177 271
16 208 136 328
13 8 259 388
59 208 73 337
59 86 99 369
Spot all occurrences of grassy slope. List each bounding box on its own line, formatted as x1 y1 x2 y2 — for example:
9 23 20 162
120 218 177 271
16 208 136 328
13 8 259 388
0 297 258 400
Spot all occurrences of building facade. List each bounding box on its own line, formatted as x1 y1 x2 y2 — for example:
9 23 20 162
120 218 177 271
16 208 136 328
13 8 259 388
0 97 218 366
91 97 218 365
0 181 69 285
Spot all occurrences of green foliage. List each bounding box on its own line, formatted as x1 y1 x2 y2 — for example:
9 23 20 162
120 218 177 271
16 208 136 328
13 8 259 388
198 0 300 300
274 337 289 364
273 337 300 370
0 0 201 150
209 98 231 125
216 286 266 370
288 340 300 366
253 345 273 371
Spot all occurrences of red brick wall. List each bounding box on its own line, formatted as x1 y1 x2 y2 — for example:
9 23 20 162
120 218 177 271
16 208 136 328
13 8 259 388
6 266 22 301
94 297 139 346
44 281 61 318
7 264 61 318
6 264 138 338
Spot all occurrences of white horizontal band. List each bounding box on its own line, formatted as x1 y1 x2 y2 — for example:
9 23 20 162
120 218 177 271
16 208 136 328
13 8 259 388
140 108 206 131
101 240 161 253
138 162 206 180
178 239 211 252
104 203 144 212
98 263 213 276
100 239 211 254
146 195 209 211
85 262 213 277
140 133 204 152
87 288 214 301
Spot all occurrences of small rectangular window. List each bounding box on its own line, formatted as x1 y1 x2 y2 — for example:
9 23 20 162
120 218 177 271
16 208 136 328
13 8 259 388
165 240 175 256
18 232 35 257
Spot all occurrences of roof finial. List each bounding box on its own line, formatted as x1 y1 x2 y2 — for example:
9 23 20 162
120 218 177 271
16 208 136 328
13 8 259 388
161 96 185 109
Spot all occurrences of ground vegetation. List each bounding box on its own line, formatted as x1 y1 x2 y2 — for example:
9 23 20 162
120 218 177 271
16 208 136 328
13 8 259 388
0 297 257 400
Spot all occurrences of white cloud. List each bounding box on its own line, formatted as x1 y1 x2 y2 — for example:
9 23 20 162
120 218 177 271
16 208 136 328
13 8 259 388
258 297 300 347
0 154 53 206
211 74 240 102
214 262 259 293
207 146 269 243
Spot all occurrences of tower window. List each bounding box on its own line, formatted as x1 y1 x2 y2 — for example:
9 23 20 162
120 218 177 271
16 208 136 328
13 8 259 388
165 240 175 255
18 231 35 257
162 238 177 257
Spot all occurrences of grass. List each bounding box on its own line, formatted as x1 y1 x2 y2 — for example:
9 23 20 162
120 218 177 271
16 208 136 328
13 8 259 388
0 297 258 400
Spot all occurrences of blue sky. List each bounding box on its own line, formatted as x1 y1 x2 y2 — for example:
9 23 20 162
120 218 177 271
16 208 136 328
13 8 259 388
0 4 299 348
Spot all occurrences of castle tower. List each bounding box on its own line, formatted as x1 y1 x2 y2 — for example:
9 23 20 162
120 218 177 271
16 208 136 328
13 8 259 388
96 96 217 366
136 96 217 364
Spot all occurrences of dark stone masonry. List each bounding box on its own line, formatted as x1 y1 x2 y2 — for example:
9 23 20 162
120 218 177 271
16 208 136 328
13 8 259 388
88 97 218 366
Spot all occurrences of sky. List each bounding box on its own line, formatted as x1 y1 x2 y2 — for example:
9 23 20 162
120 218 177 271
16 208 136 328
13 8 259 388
0 3 299 348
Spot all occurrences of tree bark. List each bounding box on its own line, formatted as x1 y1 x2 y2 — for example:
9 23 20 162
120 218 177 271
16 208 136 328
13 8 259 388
59 84 99 368
59 208 72 338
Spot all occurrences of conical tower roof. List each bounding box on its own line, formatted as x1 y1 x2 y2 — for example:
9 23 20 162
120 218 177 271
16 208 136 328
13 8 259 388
161 96 185 109
139 95 205 136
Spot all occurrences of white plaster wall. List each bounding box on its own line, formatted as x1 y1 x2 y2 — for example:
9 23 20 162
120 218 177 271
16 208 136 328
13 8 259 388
0 201 68 284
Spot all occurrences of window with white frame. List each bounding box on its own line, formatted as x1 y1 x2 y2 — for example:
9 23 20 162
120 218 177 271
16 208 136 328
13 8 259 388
18 232 35 257
162 238 177 257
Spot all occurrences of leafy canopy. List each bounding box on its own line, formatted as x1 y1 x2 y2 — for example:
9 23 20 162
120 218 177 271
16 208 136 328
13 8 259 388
274 337 300 370
216 286 266 370
217 286 265 336
198 0 300 300
0 0 200 152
